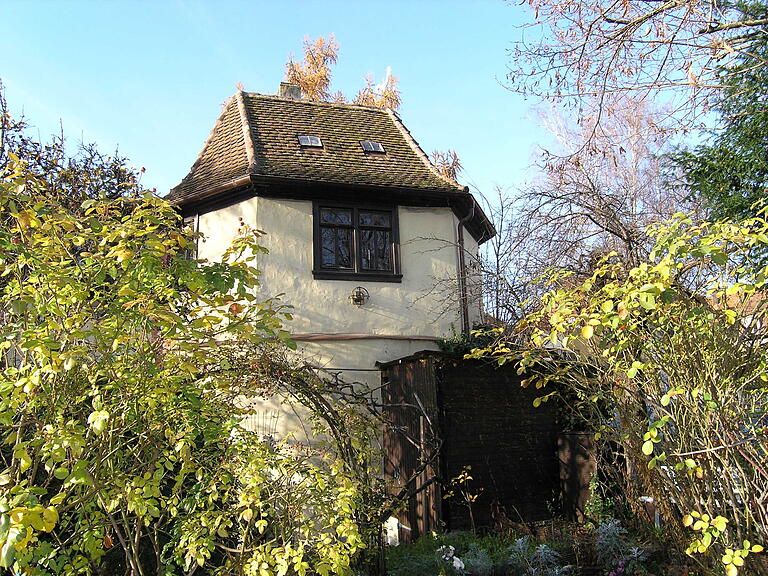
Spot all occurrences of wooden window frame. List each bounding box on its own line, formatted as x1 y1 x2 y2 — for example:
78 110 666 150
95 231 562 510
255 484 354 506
312 201 402 282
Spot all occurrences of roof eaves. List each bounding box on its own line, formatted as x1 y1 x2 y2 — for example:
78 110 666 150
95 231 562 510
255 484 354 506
461 192 497 245
250 174 469 195
385 108 465 192
169 174 253 207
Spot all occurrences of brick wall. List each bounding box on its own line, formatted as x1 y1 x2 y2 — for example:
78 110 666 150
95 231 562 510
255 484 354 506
381 352 561 539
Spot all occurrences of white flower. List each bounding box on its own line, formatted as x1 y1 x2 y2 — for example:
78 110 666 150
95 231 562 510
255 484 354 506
437 545 455 560
452 556 465 571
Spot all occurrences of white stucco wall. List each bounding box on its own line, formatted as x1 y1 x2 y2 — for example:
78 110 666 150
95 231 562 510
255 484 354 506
195 195 479 436
462 233 483 327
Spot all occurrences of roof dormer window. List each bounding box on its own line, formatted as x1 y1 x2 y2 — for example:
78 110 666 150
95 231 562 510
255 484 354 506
298 135 323 148
360 140 385 153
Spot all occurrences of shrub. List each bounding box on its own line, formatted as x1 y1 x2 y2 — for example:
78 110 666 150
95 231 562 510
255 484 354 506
595 520 647 575
0 157 368 575
386 532 511 576
478 212 768 573
462 547 494 576
506 536 572 576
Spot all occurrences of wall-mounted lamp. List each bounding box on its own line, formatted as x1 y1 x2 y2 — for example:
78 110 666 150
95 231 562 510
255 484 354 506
349 286 370 306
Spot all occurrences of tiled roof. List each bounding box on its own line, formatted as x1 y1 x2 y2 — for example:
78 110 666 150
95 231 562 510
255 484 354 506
169 91 465 201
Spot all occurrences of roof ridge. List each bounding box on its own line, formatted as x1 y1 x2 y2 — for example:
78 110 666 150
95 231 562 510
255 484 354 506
244 91 390 113
235 91 257 173
385 109 465 191
171 95 238 194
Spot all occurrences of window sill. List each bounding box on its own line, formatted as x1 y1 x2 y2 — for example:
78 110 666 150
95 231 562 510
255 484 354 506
312 270 403 283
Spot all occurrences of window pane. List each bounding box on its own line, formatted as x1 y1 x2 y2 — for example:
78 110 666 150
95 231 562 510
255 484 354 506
360 141 385 153
298 135 323 147
359 210 391 228
360 230 392 271
320 207 352 225
321 228 352 269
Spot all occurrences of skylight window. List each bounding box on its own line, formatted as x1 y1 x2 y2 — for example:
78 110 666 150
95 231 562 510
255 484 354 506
360 140 385 153
298 135 323 148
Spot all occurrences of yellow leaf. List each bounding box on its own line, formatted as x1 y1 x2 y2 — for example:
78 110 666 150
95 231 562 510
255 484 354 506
712 516 728 532
581 324 594 339
87 411 109 435
16 449 32 473
17 525 34 549
15 210 38 229
42 507 58 532
641 441 654 455
49 493 66 506
116 249 134 263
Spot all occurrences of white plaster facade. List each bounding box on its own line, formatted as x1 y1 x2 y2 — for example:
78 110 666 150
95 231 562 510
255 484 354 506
194 196 481 389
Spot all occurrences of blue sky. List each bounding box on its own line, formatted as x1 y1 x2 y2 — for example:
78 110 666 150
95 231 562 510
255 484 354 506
3 0 544 202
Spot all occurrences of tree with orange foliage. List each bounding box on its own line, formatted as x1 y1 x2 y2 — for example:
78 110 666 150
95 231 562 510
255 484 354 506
285 35 341 102
430 149 463 181
285 35 401 110
353 70 402 110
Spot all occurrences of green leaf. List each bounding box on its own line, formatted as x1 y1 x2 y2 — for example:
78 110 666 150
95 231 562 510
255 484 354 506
87 411 109 435
15 448 32 473
638 292 656 310
0 525 22 567
712 251 728 265
642 440 654 455
625 360 644 380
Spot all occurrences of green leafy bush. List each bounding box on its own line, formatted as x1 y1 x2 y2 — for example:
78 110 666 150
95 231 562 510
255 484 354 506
386 532 511 576
477 212 768 574
0 157 368 575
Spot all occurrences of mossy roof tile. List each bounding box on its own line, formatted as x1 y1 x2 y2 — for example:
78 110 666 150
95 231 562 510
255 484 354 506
169 91 464 201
